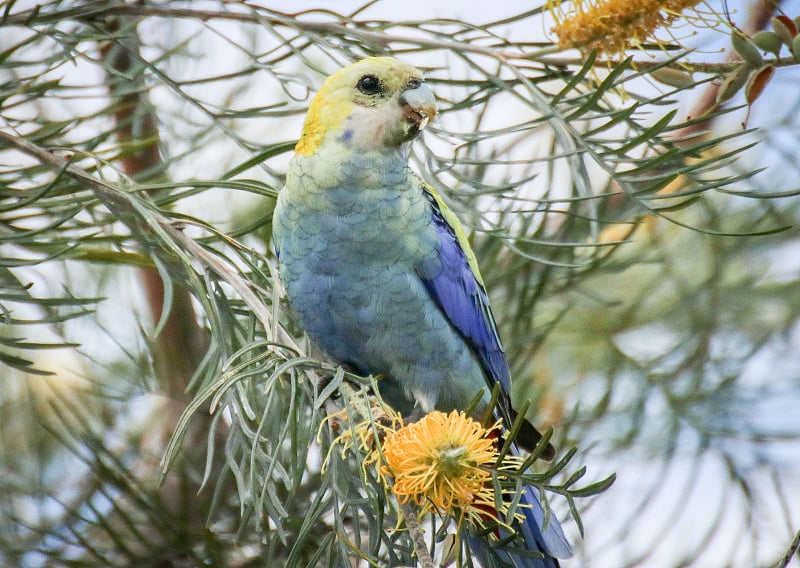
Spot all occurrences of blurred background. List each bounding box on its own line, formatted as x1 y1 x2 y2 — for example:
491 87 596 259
1 1 799 566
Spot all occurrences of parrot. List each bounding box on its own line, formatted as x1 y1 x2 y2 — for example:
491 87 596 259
272 56 572 567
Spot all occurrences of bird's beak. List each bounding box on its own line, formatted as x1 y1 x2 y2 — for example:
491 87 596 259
400 82 436 132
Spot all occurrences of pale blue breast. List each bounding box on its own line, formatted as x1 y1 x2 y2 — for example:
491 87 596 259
273 150 488 416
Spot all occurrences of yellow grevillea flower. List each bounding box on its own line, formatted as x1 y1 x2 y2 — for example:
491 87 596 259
325 404 528 527
380 410 525 527
550 0 708 56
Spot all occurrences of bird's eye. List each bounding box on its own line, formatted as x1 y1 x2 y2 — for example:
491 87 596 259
407 77 422 89
356 74 382 95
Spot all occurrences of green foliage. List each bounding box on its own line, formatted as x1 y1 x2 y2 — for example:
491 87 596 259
1 1 799 567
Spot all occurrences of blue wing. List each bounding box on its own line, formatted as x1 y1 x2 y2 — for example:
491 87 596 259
417 185 511 395
417 183 554 457
418 184 570 564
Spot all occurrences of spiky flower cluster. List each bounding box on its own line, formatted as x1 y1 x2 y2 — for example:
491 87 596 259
381 410 528 527
328 404 529 527
382 411 498 512
550 0 707 56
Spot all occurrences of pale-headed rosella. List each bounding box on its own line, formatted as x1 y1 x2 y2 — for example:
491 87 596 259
272 57 572 567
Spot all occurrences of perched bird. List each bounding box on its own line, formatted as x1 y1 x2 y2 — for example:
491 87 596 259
272 57 572 567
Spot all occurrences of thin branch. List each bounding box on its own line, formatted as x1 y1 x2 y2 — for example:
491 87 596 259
679 0 783 139
776 528 800 568
8 2 798 76
398 500 436 568
101 15 209 396
2 4 511 58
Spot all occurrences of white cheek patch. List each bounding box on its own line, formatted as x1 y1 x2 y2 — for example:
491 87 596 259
343 103 405 148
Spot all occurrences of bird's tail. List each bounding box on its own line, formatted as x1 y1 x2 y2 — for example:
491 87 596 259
465 481 572 568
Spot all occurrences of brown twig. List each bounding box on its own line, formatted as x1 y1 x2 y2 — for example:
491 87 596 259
398 500 436 568
99 18 209 398
678 0 784 141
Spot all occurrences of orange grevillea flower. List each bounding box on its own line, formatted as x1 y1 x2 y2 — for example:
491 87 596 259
380 410 525 526
550 0 708 56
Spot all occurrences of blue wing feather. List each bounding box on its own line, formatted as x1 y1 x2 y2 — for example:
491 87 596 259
418 186 512 394
417 187 572 565
417 183 555 460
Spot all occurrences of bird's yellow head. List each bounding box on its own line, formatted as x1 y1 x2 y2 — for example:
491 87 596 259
295 57 436 156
